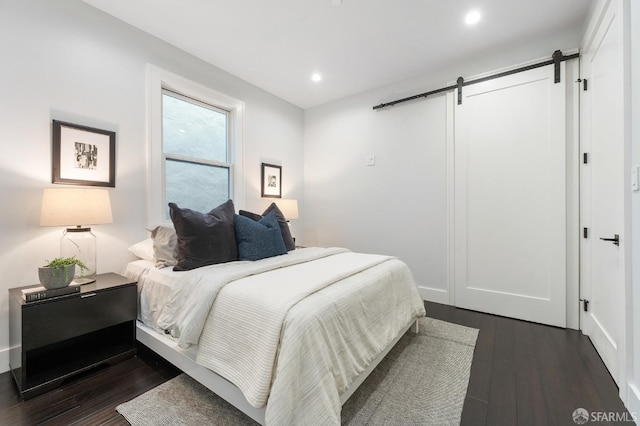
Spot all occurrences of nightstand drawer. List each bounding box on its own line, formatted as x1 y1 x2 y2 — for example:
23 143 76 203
22 285 136 351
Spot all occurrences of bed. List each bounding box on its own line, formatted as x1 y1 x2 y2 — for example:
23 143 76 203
123 202 425 424
123 247 424 425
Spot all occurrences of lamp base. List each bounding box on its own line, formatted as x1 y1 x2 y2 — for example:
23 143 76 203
61 226 97 279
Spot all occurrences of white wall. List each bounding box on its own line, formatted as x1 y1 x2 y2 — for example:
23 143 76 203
0 0 304 372
304 54 582 322
304 92 448 300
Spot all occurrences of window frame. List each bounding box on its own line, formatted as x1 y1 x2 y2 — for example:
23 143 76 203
162 88 233 217
146 65 245 226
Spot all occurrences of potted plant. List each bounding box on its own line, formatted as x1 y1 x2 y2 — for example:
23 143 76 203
38 256 88 289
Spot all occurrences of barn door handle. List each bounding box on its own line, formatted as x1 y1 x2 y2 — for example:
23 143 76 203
599 234 619 246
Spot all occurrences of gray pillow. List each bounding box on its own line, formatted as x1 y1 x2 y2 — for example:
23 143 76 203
169 200 238 271
146 225 178 268
234 211 287 261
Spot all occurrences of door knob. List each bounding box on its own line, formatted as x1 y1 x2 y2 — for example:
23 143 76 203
599 234 620 246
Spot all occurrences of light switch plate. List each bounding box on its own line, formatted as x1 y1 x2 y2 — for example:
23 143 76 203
365 155 375 166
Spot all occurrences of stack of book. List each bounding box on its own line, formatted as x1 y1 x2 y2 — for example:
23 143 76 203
21 284 80 302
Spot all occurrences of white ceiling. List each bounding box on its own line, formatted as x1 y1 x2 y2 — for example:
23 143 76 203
82 0 593 109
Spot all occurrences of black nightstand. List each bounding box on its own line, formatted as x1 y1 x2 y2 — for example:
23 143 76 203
8 273 137 400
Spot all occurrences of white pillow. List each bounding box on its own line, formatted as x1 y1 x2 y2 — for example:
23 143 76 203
128 238 154 262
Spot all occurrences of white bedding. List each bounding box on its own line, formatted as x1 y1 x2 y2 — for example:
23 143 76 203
126 247 348 347
123 247 426 425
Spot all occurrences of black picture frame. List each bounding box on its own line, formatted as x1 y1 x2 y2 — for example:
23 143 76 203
261 163 282 198
52 120 116 187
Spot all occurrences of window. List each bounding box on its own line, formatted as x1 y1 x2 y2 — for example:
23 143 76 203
162 89 232 219
146 65 244 226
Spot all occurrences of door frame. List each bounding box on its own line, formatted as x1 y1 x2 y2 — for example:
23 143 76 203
579 0 632 405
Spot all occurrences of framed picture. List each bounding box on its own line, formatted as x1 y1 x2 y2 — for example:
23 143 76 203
261 163 282 198
52 120 116 187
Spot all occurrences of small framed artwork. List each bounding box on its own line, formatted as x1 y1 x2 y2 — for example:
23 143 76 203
261 163 282 198
52 120 116 187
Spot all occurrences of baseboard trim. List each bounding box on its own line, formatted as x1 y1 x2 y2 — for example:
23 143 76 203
0 347 10 374
626 382 640 423
418 286 449 305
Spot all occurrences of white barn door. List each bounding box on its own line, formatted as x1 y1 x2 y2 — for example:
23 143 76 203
454 65 567 327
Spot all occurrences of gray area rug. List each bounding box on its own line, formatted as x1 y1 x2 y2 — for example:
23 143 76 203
117 317 478 425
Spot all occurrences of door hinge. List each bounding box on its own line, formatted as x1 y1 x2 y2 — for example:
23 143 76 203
580 299 590 312
583 153 589 164
583 227 589 239
576 78 588 91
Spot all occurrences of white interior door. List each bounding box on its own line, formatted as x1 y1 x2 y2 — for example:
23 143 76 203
580 0 626 389
454 65 566 327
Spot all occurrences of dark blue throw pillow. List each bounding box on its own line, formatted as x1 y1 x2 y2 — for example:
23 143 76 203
239 203 295 251
234 211 287 261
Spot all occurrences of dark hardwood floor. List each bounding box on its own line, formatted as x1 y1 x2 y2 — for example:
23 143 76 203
426 302 632 425
0 301 631 425
0 343 180 425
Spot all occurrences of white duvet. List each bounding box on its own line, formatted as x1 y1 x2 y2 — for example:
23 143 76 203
124 247 425 425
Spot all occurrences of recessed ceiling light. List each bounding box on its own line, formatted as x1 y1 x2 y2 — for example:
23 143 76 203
331 0 342 5
465 10 481 26
311 73 322 82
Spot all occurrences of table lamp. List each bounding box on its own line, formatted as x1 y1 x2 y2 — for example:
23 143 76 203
40 188 113 284
275 199 298 221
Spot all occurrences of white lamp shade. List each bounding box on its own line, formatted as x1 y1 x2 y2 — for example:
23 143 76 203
276 199 298 220
40 188 113 227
